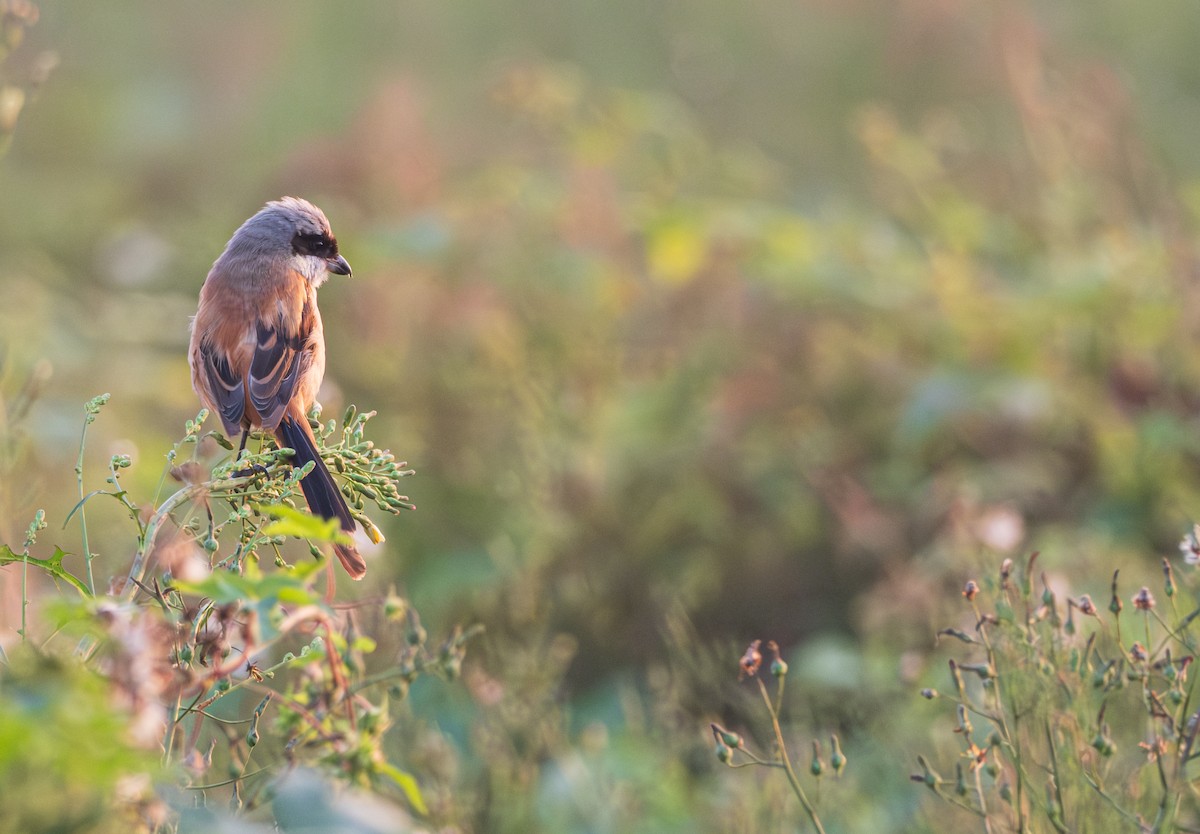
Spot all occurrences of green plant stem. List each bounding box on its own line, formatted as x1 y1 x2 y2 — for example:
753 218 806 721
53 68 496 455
755 677 826 834
20 549 27 640
1150 752 1177 834
971 603 1018 832
1081 769 1147 828
75 418 95 595
119 478 244 600
971 765 994 834
1043 721 1069 833
929 783 988 818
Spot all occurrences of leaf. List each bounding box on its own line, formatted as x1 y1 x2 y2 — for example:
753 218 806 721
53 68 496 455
61 489 110 527
350 636 377 654
0 545 90 597
258 504 353 546
376 762 428 816
174 560 325 641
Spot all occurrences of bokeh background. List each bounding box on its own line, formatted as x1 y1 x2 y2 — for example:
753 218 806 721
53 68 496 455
5 1 1200 830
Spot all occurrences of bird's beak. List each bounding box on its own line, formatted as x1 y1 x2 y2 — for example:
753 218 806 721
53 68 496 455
327 255 352 276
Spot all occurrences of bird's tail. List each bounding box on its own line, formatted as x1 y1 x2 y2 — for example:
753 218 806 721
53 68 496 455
276 413 367 580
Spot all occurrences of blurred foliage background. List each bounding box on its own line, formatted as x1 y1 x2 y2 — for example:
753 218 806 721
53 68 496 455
5 0 1200 830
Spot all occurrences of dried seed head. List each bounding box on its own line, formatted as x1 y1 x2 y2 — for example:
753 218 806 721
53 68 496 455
1076 594 1097 616
963 580 980 602
739 640 763 679
1129 642 1148 662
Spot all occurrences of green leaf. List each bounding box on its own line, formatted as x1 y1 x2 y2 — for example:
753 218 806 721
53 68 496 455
351 636 378 654
377 762 428 816
258 504 353 546
0 545 90 597
173 559 326 641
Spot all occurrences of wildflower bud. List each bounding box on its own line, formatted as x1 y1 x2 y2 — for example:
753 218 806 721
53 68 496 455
1133 587 1155 612
957 662 995 680
955 704 973 736
716 743 733 764
938 628 975 644
710 722 742 755
1162 557 1176 597
216 677 231 693
1129 642 1148 662
719 729 743 749
1091 729 1116 757
246 727 259 748
999 558 1013 585
810 740 824 777
955 763 968 796
830 733 846 776
1077 595 1097 616
999 780 1012 802
384 593 407 621
770 654 788 678
920 688 938 699
405 610 426 646
912 755 942 789
948 660 966 698
962 580 979 602
361 516 385 545
177 645 194 666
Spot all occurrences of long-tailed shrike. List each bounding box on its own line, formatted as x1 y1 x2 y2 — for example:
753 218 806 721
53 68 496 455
188 197 367 579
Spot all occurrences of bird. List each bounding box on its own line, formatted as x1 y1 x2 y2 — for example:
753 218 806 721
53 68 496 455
188 196 367 580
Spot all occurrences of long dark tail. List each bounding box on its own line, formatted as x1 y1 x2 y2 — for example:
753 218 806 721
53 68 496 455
276 414 367 580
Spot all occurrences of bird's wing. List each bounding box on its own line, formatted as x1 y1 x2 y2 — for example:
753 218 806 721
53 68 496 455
247 302 313 432
198 342 247 435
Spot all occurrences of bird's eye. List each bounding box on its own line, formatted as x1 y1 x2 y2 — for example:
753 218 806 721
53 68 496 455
292 232 334 257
